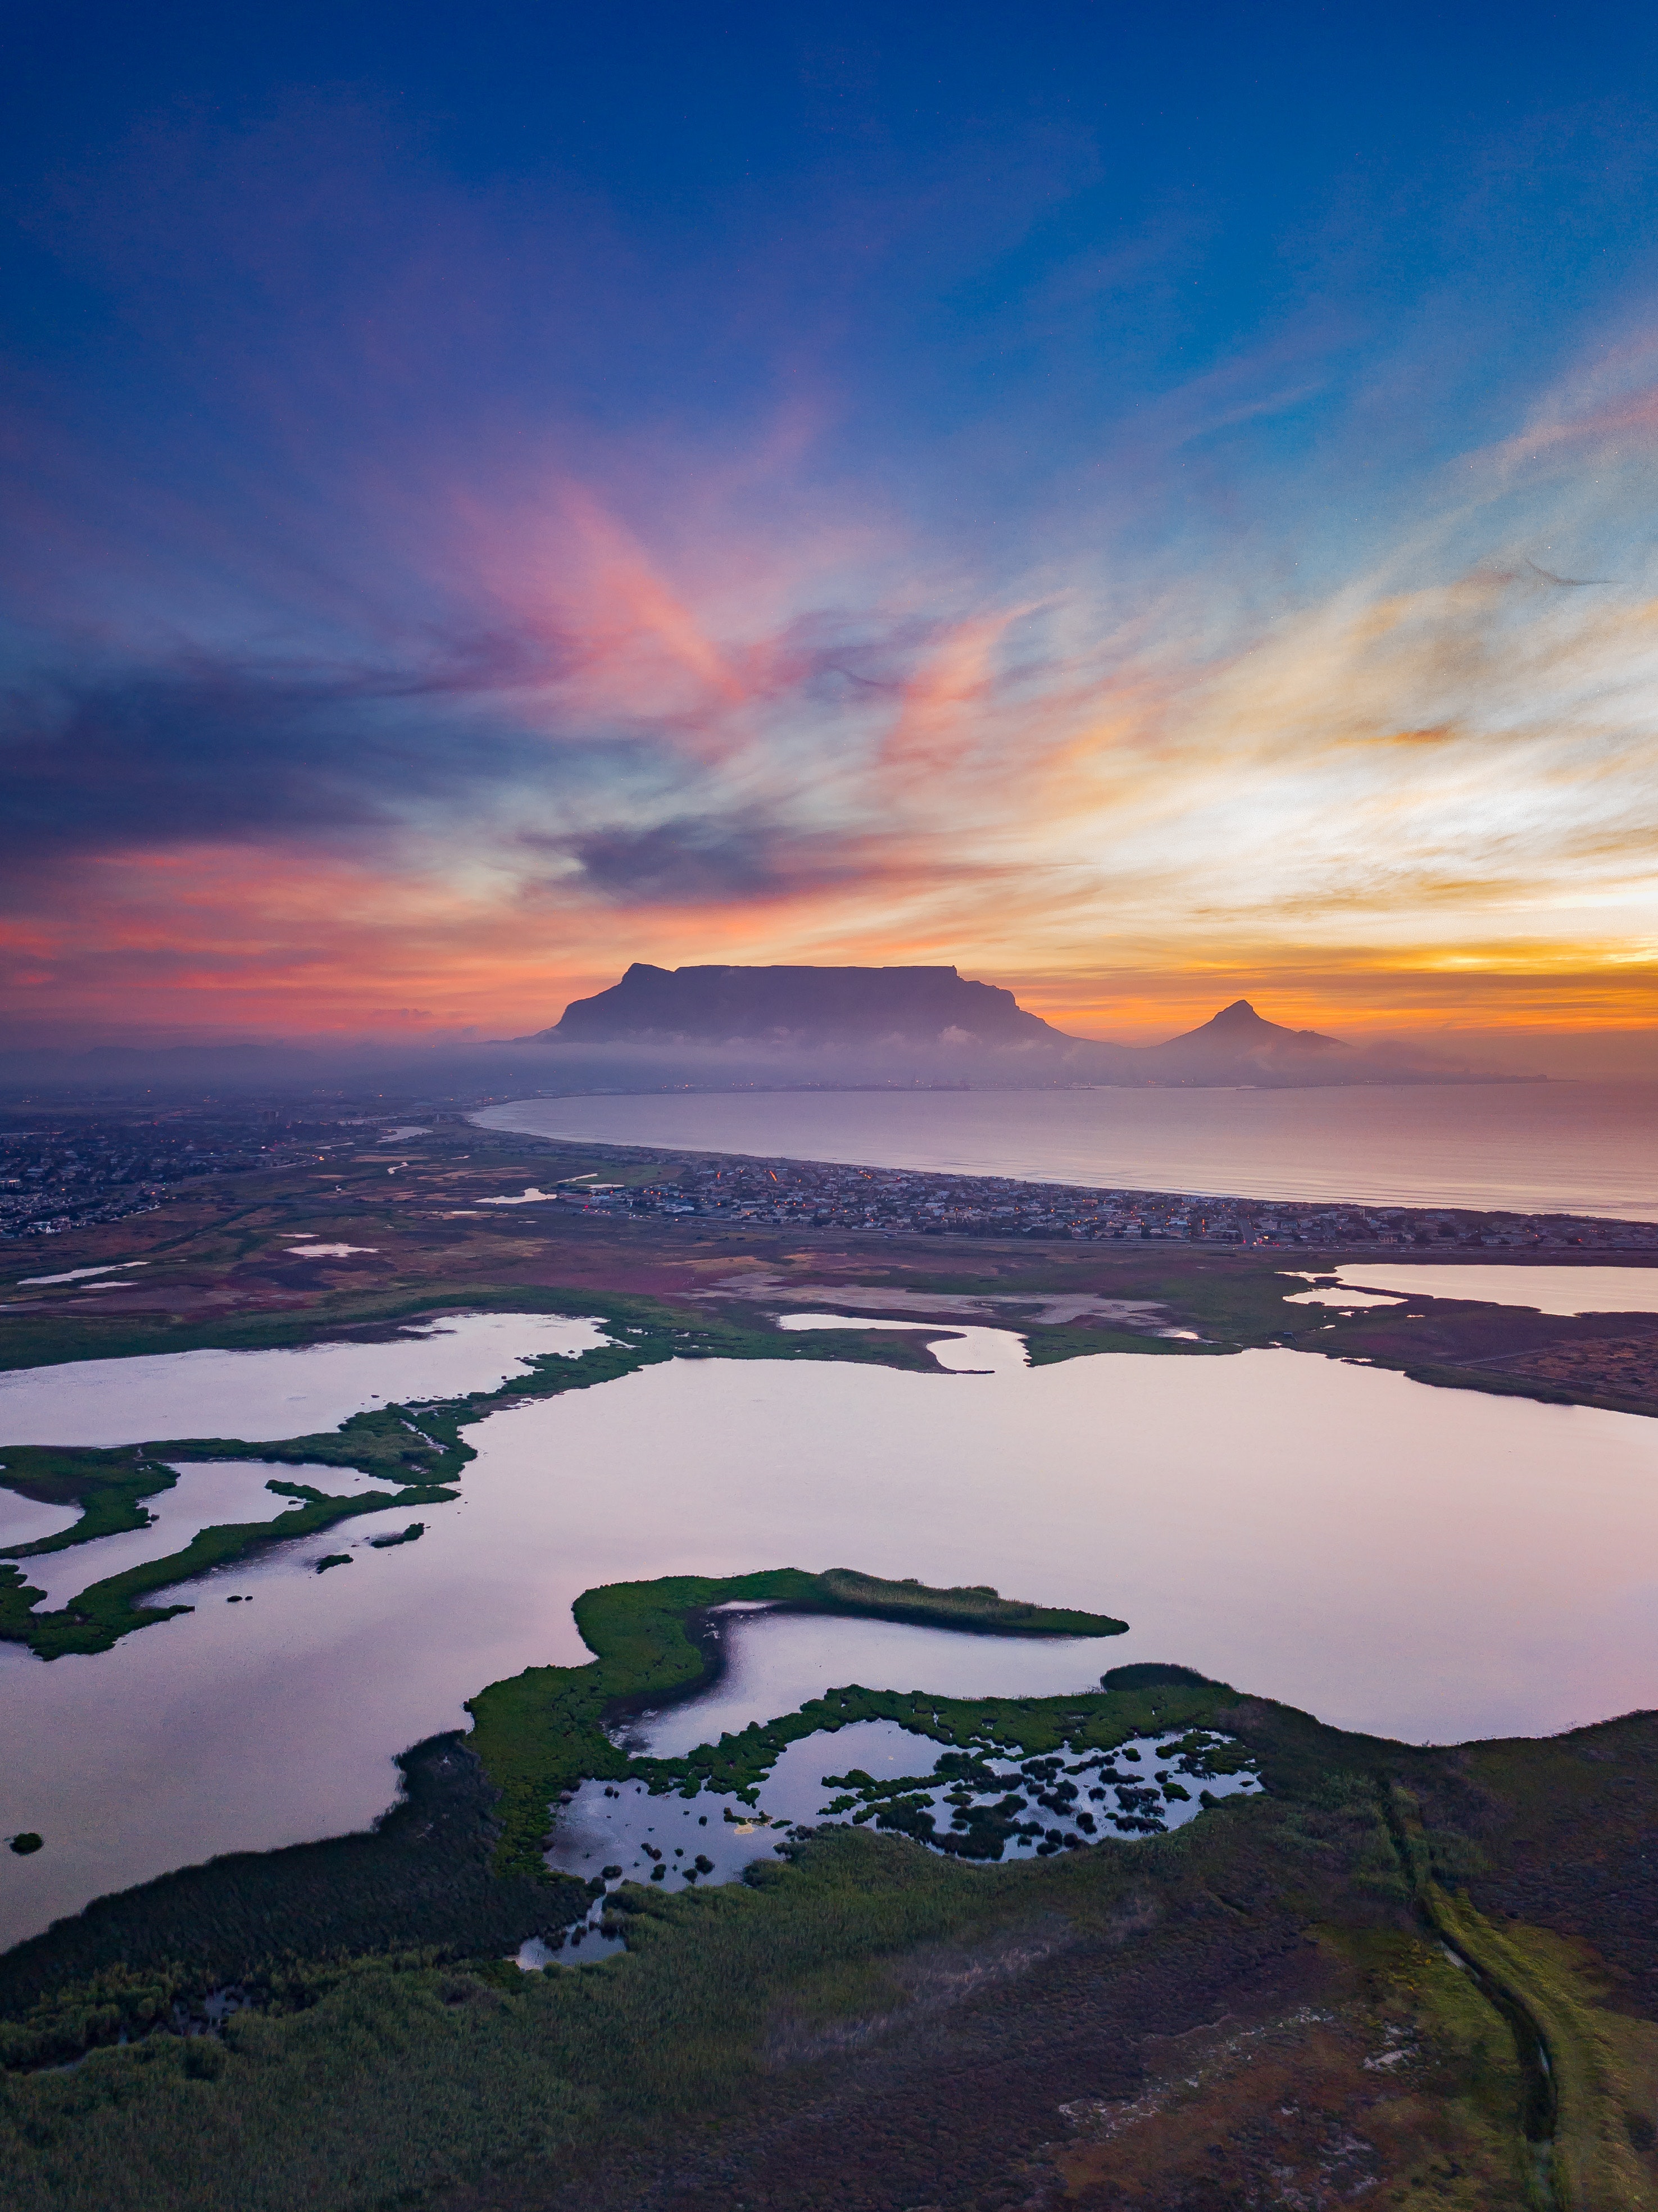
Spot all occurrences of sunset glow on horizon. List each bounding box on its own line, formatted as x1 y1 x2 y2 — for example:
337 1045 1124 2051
3 7 1656 1064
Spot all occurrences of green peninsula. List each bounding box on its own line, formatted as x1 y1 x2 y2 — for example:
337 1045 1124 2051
466 1566 1128 1875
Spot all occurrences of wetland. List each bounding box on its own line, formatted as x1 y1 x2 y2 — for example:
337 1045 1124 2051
4 1307 1657 1947
2 1104 1656 2210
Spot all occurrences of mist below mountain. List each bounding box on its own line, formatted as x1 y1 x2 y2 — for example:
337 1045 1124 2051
515 962 1511 1090
0 963 1546 1101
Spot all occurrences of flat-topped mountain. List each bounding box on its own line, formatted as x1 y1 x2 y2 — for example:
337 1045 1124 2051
521 965 1453 1085
537 963 1066 1047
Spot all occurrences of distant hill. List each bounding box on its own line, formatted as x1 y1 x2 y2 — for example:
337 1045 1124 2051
534 963 1069 1047
519 965 1451 1087
1144 999 1348 1082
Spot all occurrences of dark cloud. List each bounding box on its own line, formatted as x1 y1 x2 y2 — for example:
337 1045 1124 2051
553 814 869 906
0 639 906 919
0 641 574 869
1523 558 1608 588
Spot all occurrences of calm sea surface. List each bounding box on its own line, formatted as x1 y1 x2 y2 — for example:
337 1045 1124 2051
475 1081 1658 1218
5 1320 1658 1948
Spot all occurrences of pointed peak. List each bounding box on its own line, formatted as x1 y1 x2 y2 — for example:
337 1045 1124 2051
1158 999 1344 1053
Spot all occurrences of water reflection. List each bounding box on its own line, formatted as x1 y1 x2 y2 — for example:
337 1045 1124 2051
3 1339 1657 1951
635 1613 1126 1757
544 1717 1261 1896
0 1312 608 1447
16 1462 398 1610
1319 1262 1658 1316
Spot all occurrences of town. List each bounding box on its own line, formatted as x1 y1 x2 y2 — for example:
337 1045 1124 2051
0 1107 358 1238
533 1146 1656 1251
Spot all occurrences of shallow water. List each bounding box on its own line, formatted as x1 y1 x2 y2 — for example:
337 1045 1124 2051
1321 1262 1658 1316
635 1613 1127 1757
0 1312 608 1447
545 1777 794 1887
13 1263 149 1288
13 1462 399 1610
545 1716 1261 1895
774 1312 1029 1374
3 1334 1656 1951
0 1491 81 1548
514 1919 628 1968
753 1716 1260 1842
475 1080 1658 1219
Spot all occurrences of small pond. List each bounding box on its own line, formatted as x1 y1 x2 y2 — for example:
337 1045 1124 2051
545 1717 1261 1893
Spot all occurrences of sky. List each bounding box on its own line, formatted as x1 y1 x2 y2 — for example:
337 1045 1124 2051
3 2 1657 1056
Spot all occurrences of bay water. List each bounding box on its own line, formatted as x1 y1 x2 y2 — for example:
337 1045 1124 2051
474 1081 1658 1219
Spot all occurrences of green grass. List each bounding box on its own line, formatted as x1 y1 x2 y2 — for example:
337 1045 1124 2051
1425 1893 1658 2210
0 1446 180 1552
3 1574 1650 2210
0 1818 1254 2211
1384 1763 1658 2209
0 1736 589 2055
0 1753 1410 2212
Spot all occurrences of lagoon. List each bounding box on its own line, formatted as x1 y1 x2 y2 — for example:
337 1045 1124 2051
0 1492 81 1550
3 1330 1656 1950
0 1312 607 1447
635 1613 1120 1755
15 1462 401 1611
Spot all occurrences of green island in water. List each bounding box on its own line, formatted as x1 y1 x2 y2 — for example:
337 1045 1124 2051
2 1560 1656 2212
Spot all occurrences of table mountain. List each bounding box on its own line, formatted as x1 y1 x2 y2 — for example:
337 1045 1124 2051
535 963 1071 1047
519 966 1444 1085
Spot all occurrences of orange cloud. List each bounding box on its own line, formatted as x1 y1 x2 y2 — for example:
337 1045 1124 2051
9 327 1658 1048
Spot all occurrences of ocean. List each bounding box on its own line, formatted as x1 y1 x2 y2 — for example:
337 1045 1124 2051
475 1079 1658 1220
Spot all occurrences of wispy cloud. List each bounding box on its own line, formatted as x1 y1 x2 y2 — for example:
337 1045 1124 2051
4 87 1658 1043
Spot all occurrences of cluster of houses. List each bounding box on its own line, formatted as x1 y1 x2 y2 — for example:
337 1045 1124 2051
541 1159 1653 1251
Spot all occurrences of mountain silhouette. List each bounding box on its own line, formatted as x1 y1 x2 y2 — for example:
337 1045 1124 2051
1155 999 1344 1059
535 963 1066 1046
515 965 1441 1085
